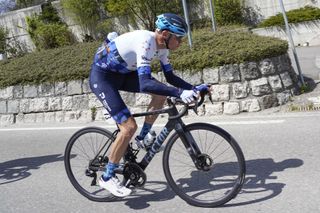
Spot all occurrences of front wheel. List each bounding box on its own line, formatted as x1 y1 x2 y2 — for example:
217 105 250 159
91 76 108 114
163 123 246 207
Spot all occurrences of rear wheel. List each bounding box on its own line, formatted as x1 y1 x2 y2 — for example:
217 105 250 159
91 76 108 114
64 127 116 202
163 123 246 207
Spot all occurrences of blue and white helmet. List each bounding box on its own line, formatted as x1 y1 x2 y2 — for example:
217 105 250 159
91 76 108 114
155 13 188 37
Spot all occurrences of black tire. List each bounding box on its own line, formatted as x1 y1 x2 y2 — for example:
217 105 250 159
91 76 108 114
163 123 246 207
64 127 116 202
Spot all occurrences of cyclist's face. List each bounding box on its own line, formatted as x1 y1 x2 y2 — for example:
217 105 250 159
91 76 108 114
167 33 183 50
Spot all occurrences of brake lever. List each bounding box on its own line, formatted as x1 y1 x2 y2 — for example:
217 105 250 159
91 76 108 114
192 101 198 115
208 92 213 104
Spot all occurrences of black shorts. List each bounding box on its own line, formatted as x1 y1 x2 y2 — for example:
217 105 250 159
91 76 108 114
89 64 140 124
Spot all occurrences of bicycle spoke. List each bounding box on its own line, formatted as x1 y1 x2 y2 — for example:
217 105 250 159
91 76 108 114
164 124 245 207
65 127 116 201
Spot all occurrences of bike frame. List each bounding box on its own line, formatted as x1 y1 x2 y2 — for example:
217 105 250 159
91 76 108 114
131 99 201 170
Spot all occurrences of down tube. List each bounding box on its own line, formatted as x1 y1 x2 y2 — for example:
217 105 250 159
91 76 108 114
139 122 175 170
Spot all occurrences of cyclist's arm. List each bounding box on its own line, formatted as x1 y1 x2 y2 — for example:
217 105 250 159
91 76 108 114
159 52 194 90
138 66 181 97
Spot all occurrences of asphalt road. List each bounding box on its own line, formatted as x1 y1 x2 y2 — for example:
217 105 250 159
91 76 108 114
1 112 320 213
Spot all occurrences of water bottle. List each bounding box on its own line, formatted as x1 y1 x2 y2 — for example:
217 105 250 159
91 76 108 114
143 130 157 148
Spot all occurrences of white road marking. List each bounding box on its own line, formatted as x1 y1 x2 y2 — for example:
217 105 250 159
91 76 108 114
0 119 285 131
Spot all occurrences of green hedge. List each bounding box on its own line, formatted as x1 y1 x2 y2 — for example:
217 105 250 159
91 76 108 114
258 6 320 28
0 28 288 88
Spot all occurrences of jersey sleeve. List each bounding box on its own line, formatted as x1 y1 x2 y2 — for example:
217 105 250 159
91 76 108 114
136 38 181 97
158 50 193 90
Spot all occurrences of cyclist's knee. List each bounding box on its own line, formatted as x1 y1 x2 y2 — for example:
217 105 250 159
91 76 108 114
119 117 137 138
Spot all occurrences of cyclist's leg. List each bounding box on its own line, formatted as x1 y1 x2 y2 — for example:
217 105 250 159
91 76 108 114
89 67 137 184
122 72 166 139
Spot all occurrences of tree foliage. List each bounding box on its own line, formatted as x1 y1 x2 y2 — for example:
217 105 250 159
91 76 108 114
26 3 75 50
105 0 197 31
60 0 101 39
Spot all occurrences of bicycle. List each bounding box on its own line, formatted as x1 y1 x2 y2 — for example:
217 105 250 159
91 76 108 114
64 91 246 207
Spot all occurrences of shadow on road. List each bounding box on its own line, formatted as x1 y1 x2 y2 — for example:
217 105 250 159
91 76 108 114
115 158 303 209
0 154 64 185
224 158 303 207
0 155 303 209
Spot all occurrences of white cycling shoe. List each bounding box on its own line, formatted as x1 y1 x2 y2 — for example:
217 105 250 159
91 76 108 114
98 176 132 197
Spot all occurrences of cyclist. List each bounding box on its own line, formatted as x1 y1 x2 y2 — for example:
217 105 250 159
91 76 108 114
89 13 209 197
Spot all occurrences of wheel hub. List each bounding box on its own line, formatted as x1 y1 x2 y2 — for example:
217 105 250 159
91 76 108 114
197 154 214 171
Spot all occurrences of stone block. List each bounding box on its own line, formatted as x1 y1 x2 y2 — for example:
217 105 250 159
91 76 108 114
135 93 152 106
120 91 136 106
7 100 19 113
232 82 249 99
38 83 54 97
0 100 7 113
241 99 261 112
179 70 202 85
223 102 240 115
82 79 91 94
205 103 223 115
0 114 14 126
219 64 240 83
88 94 103 108
29 98 48 112
13 85 23 98
277 91 292 105
0 86 14 99
268 75 283 92
67 80 82 95
280 72 293 88
65 111 81 122
55 82 67 96
44 112 55 122
211 84 230 101
20 99 30 113
24 85 38 98
15 113 24 124
23 113 36 123
62 97 72 110
202 68 219 84
48 97 62 111
240 62 260 80
55 111 64 122
72 95 89 110
259 58 276 76
259 95 279 109
35 113 44 123
250 78 272 96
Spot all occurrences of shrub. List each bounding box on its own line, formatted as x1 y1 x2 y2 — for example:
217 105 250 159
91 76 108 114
259 6 320 28
165 28 288 72
215 0 244 25
26 2 75 50
34 23 74 49
0 28 288 88
0 26 8 54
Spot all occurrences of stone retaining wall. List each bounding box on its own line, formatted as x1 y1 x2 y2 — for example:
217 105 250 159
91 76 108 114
0 54 298 126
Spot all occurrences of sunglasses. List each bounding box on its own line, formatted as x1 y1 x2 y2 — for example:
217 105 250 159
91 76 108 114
169 33 184 42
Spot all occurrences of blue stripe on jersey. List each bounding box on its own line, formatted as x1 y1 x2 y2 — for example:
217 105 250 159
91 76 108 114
94 41 130 73
137 66 152 75
160 61 173 72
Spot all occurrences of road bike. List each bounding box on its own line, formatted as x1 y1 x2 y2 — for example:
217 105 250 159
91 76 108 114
64 92 246 207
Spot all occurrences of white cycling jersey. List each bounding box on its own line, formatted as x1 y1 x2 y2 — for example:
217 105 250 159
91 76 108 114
94 30 172 73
